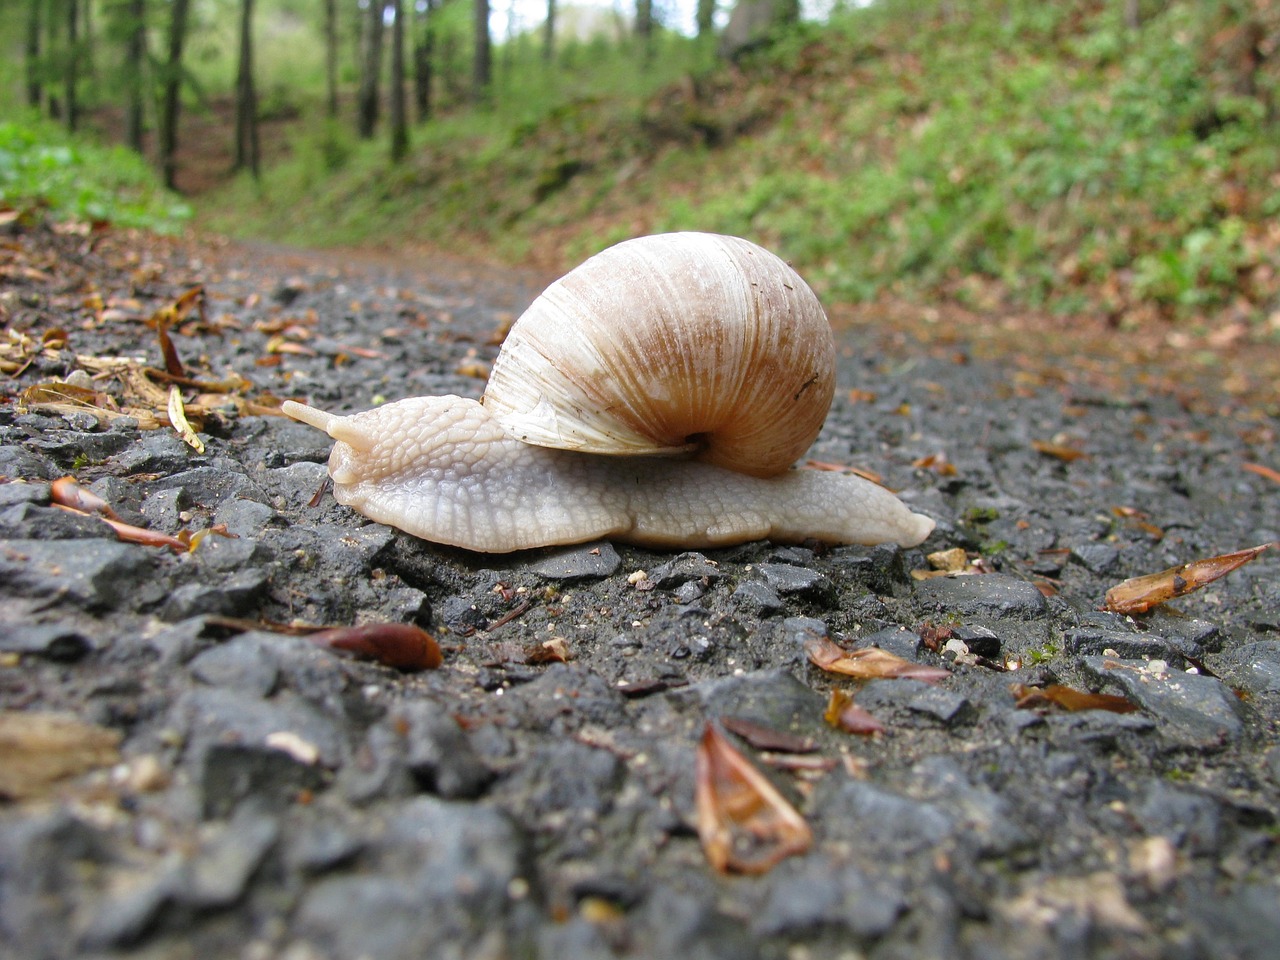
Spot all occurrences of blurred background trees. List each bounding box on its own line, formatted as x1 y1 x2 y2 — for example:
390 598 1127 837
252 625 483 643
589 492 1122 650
1 0 1277 325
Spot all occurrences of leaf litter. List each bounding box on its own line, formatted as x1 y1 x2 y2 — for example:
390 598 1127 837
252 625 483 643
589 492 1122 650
1103 542 1277 615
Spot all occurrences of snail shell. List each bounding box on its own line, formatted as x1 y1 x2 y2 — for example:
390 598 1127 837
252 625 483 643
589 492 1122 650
282 232 936 552
482 232 835 477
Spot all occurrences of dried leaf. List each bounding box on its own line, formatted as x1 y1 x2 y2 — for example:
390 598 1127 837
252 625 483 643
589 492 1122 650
156 313 185 377
307 623 443 672
1032 440 1090 462
525 637 571 664
167 384 205 453
1103 542 1276 614
1242 462 1280 485
695 722 812 874
50 476 122 521
1010 683 1138 714
805 634 950 684
912 452 958 476
720 716 817 754
0 711 121 800
823 689 886 735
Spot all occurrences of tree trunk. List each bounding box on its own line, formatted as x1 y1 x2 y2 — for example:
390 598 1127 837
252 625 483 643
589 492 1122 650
1124 0 1140 31
234 0 260 178
389 0 408 161
635 0 654 64
65 0 79 130
543 0 555 64
124 0 147 153
325 0 338 116
696 0 715 40
160 0 191 191
473 0 490 103
357 0 386 138
413 0 434 123
25 0 42 108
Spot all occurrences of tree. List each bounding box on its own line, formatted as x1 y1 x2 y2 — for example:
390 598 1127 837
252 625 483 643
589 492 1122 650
159 0 191 190
635 0 654 62
473 0 490 103
413 0 435 122
390 0 408 160
65 0 80 130
122 0 147 153
234 0 260 178
357 0 386 138
543 0 555 63
696 0 715 41
325 0 338 116
25 0 42 108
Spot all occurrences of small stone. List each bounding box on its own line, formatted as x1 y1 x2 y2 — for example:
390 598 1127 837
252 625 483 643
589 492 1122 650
755 562 832 597
177 806 280 908
953 624 1001 658
189 637 280 696
0 445 58 481
914 573 1049 620
346 700 491 802
161 568 269 622
1135 780 1221 855
213 498 278 539
731 579 783 615
0 502 115 540
752 854 905 937
860 624 924 659
529 541 621 580
1063 627 1202 664
1081 656 1243 748
0 622 93 661
0 538 160 611
907 685 971 725
829 543 913 596
688 668 825 736
1069 542 1120 573
1220 640 1280 695
672 580 704 604
648 552 721 589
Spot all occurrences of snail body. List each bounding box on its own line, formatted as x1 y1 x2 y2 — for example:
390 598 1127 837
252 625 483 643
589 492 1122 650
284 233 935 553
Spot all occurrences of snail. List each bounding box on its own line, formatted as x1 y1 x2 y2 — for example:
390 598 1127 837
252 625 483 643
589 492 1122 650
283 232 935 553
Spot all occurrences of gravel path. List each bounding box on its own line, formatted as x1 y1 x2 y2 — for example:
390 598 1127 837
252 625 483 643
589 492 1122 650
2 225 1278 960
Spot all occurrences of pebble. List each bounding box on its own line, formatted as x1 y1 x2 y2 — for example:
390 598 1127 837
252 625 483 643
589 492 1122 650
648 551 722 589
529 541 622 580
755 562 833 598
914 573 1049 620
0 538 161 610
1081 656 1244 748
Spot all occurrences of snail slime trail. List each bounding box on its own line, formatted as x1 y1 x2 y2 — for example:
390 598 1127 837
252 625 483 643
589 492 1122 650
284 233 936 553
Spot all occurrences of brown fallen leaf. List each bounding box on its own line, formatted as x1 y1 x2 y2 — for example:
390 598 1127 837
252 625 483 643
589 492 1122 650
720 716 818 754
824 689 886 735
1032 440 1090 462
1243 462 1280 485
306 623 443 672
50 476 123 521
0 711 122 800
1103 542 1277 614
695 722 812 874
912 452 958 476
805 634 950 684
1010 683 1138 714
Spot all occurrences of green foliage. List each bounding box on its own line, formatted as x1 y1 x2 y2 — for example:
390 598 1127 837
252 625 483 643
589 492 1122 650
200 0 1277 322
0 118 190 231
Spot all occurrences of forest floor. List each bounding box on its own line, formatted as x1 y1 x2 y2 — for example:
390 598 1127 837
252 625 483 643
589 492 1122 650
1 219 1279 959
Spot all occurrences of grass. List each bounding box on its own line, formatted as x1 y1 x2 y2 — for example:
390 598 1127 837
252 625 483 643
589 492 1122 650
0 116 190 232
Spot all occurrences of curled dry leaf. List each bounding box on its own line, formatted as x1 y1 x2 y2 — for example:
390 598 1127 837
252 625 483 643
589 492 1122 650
167 385 205 453
1010 683 1138 714
805 634 950 684
824 689 886 735
306 623 443 672
1242 462 1280 485
695 722 812 875
0 710 122 800
1032 440 1090 462
51 476 122 521
720 716 818 754
1103 542 1277 615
